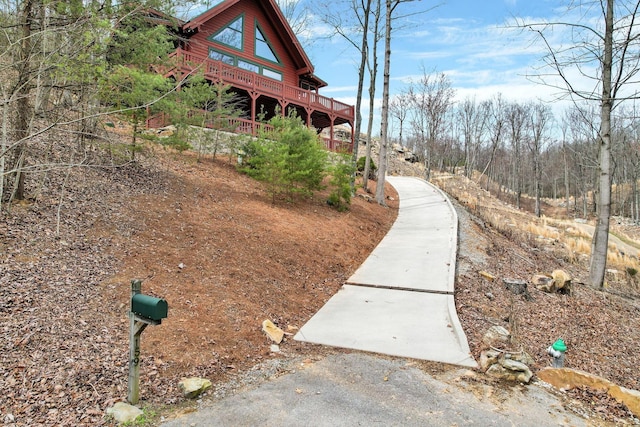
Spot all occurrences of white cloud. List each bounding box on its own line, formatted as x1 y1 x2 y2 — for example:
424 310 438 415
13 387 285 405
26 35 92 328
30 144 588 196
321 85 359 94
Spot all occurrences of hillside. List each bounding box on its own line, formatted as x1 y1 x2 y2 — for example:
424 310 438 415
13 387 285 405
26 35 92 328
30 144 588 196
1 137 639 425
0 140 399 426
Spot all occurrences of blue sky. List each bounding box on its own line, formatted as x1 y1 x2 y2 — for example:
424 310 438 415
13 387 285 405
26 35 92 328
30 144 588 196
297 0 580 128
178 1 612 134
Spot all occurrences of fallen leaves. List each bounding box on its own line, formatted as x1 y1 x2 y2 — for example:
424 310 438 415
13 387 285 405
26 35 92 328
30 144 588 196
566 386 634 423
1 140 398 426
453 178 640 424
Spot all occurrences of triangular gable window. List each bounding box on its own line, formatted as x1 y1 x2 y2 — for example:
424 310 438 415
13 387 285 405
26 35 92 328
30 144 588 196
208 15 244 50
255 24 280 64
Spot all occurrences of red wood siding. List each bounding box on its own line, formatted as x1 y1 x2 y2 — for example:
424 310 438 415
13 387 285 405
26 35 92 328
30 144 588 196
163 0 355 152
184 1 299 87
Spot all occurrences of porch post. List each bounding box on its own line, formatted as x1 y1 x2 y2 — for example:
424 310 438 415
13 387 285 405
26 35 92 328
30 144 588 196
249 91 258 135
280 99 289 117
305 107 313 127
329 114 337 151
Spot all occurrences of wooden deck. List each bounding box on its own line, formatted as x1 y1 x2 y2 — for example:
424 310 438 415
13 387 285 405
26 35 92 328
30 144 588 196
164 49 354 151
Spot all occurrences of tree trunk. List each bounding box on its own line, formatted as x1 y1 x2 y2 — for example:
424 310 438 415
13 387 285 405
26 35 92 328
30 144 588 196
34 1 50 119
363 0 380 193
350 0 372 193
588 0 614 290
375 0 392 205
631 177 638 224
564 141 570 216
534 157 541 217
0 100 8 208
13 0 36 201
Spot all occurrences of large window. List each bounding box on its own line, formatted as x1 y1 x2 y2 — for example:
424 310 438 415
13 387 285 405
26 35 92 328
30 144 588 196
208 48 282 81
208 50 234 65
262 68 282 81
255 24 280 64
238 60 259 73
208 15 244 50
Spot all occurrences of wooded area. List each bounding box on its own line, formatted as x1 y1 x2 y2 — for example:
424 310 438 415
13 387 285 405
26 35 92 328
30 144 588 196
0 0 252 210
2 1 640 423
2 0 640 288
321 0 640 289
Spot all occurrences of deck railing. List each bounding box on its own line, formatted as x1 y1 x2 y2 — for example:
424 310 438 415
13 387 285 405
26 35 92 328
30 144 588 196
171 49 354 121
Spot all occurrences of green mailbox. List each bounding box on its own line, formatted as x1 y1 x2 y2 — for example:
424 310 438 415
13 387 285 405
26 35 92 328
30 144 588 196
131 294 168 321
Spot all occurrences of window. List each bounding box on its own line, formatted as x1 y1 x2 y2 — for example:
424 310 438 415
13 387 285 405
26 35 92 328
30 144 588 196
262 68 282 81
209 50 235 65
300 80 317 91
255 24 280 64
238 60 260 73
208 15 244 50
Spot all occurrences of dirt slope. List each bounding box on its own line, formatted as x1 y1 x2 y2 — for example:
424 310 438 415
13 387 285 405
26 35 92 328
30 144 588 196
0 147 397 426
2 142 639 426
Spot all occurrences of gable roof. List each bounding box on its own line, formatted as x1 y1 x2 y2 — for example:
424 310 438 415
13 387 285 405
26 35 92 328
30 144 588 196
181 0 319 82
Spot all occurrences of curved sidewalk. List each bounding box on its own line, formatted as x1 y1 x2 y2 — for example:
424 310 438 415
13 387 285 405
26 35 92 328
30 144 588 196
294 176 476 368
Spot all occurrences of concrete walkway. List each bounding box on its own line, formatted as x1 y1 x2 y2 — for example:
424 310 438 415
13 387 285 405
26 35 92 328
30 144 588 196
294 176 476 368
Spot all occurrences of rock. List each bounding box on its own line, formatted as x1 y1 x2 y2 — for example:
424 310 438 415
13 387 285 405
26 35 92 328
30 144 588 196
404 152 418 163
357 193 374 203
479 350 500 371
538 368 640 418
502 359 533 382
270 344 280 353
179 377 212 399
156 125 177 137
106 402 143 424
481 325 510 348
262 319 284 344
485 292 494 300
552 270 571 294
505 351 535 367
486 360 533 383
531 274 553 288
503 278 531 300
535 270 571 294
479 271 496 281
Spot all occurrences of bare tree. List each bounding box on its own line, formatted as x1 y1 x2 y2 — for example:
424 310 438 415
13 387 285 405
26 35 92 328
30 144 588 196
362 0 383 192
375 0 430 204
457 97 488 179
317 0 374 193
528 102 552 217
477 95 506 192
375 0 395 204
624 106 640 222
11 0 37 202
504 102 528 209
276 0 310 36
389 90 411 150
560 114 572 216
522 0 640 289
564 105 599 218
407 71 455 180
0 1 183 210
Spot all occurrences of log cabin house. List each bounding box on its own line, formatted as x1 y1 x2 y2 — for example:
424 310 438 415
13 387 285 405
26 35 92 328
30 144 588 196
149 0 355 152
